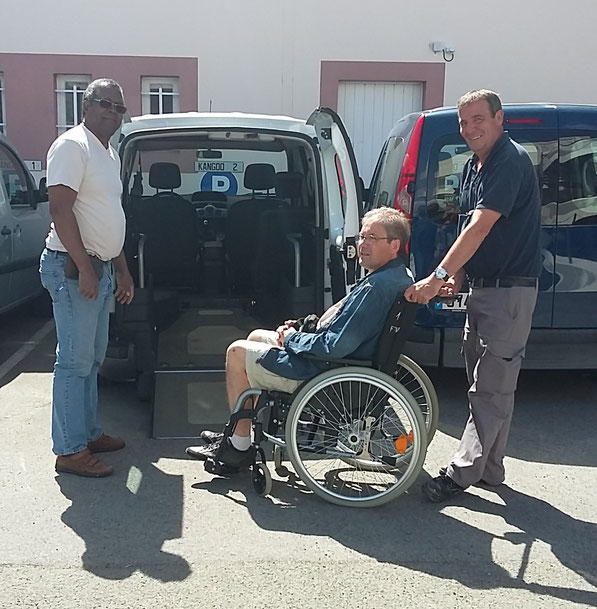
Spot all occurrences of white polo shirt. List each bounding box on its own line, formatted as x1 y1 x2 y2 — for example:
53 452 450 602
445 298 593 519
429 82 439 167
45 123 125 261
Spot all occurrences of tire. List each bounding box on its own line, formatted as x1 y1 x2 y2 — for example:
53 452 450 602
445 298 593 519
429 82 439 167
284 367 427 508
394 355 439 445
251 463 272 496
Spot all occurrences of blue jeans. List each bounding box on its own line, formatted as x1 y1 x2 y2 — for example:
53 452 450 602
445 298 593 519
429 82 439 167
39 248 113 456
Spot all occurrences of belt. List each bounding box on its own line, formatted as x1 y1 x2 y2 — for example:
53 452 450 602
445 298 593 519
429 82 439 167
46 248 109 263
470 276 538 288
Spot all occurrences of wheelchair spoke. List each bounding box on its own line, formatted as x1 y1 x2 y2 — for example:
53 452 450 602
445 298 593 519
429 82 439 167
285 368 427 507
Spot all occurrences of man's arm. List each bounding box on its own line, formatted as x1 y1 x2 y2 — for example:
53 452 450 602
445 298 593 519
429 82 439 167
49 184 100 300
283 284 390 360
405 208 501 304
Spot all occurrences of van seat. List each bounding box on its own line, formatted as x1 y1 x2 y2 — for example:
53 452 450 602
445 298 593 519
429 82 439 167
226 163 286 294
137 163 199 288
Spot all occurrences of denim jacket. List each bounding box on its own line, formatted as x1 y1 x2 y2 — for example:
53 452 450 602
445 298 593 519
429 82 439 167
258 258 414 380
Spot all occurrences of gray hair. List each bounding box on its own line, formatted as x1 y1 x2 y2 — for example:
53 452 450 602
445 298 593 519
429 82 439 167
457 89 502 116
83 78 123 102
362 207 410 254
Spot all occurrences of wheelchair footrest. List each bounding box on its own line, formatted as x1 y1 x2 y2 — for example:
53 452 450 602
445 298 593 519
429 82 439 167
204 458 244 476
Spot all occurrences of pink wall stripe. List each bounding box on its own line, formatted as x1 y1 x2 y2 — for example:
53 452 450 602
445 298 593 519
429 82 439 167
0 53 198 166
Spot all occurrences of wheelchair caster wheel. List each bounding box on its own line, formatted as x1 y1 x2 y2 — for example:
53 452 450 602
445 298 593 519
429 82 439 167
275 465 290 478
251 463 272 496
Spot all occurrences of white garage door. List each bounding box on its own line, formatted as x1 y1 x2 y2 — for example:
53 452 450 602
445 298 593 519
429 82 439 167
338 81 423 186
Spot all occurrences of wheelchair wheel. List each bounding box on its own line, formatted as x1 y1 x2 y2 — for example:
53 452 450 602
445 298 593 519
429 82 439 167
251 463 272 496
395 355 439 445
284 367 426 508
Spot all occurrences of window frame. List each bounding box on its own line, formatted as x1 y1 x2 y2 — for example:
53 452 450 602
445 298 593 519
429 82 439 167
55 74 90 135
141 76 180 115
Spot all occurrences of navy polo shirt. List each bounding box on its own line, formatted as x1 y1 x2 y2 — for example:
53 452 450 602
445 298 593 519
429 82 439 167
459 132 541 278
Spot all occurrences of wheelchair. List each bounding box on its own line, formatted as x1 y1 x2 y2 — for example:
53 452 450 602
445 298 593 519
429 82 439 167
203 300 438 508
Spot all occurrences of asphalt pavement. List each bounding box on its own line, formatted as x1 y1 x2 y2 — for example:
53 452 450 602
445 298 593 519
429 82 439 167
0 308 596 609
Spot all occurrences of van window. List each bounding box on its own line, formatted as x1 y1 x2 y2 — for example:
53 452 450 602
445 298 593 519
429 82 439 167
369 136 407 209
129 147 288 197
0 145 30 207
558 135 597 225
426 134 558 226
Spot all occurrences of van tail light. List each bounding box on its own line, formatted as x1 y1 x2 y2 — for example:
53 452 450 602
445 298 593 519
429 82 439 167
394 115 424 219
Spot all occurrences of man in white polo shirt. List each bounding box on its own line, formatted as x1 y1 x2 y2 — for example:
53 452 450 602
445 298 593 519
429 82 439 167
40 78 134 478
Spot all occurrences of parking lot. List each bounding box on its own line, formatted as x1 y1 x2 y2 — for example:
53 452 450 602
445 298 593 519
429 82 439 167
0 302 596 609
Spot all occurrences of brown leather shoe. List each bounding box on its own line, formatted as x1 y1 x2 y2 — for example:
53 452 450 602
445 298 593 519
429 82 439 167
55 448 114 478
87 433 125 453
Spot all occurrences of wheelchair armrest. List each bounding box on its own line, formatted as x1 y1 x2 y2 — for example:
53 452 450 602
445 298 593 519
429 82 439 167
301 352 372 368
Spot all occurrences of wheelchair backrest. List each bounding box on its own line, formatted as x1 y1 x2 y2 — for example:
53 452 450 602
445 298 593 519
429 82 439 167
373 299 418 375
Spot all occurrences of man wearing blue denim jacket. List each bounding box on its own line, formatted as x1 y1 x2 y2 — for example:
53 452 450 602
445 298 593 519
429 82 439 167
187 208 413 467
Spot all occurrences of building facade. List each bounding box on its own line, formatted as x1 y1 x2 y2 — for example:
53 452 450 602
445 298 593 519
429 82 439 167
1 0 595 184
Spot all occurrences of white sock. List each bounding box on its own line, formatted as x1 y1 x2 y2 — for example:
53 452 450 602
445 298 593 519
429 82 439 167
230 434 251 451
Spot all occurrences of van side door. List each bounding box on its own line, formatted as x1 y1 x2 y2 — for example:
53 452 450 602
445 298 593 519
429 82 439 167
0 142 50 306
0 144 14 311
552 108 597 328
307 108 362 306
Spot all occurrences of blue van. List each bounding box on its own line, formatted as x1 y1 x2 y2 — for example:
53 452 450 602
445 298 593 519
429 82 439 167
367 104 597 369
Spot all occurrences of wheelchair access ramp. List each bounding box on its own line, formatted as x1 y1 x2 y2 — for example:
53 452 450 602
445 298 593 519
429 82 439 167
152 306 258 438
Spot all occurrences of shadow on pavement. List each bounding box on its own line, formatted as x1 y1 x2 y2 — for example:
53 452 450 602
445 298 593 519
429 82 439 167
55 382 192 582
427 367 597 468
192 474 597 606
56 450 191 582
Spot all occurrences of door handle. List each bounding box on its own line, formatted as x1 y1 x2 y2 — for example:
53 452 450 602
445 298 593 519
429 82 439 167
1 226 12 236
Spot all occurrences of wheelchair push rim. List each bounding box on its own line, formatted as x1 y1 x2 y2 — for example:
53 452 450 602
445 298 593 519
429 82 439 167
284 367 427 508
394 354 439 446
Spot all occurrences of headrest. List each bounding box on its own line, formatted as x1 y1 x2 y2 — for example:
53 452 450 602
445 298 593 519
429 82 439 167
149 162 181 190
275 171 303 199
244 163 275 191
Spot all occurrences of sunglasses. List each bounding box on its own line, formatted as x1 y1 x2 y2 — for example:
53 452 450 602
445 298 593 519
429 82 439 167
90 97 127 114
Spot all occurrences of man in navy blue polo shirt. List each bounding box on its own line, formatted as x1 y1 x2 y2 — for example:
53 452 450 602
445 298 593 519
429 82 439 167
405 89 541 502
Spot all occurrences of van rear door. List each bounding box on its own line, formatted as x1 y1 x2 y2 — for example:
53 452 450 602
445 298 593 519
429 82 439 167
307 108 362 303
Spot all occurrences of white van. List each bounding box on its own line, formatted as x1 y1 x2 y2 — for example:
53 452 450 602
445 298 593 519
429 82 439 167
104 110 365 437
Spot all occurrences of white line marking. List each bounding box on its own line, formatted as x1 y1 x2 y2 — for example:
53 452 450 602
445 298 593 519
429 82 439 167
0 320 55 381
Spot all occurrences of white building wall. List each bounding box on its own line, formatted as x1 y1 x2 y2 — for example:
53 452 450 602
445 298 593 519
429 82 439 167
2 0 596 118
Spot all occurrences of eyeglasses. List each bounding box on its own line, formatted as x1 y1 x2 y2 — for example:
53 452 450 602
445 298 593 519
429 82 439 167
358 233 391 244
90 98 127 114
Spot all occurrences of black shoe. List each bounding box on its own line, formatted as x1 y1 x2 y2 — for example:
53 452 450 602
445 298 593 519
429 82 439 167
422 474 465 503
439 466 503 487
201 430 224 445
187 438 255 469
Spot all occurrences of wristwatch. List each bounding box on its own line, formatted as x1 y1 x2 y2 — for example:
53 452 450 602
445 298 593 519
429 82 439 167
434 266 449 281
